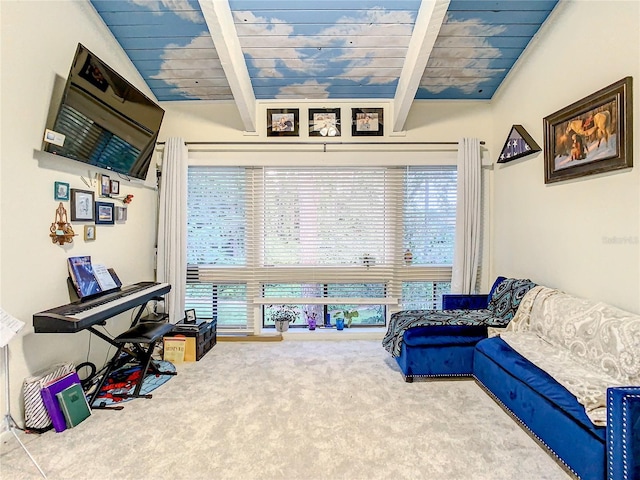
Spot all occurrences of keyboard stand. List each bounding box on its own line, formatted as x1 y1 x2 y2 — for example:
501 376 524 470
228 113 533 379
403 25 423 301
34 281 175 408
108 322 176 400
87 300 176 409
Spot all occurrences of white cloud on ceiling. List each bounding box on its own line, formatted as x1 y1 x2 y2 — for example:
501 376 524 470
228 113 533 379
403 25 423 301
326 9 414 85
233 11 294 36
421 19 507 94
234 11 314 77
275 80 331 99
131 0 204 23
325 8 416 37
148 7 512 99
151 34 233 99
234 8 416 83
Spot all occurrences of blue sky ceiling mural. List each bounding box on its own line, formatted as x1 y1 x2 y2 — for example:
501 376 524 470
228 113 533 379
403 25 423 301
90 0 558 102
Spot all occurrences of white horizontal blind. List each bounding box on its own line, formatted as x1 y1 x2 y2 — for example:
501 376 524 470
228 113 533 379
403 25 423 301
396 166 457 310
187 167 247 267
403 166 457 267
257 167 401 287
186 164 458 331
186 167 254 330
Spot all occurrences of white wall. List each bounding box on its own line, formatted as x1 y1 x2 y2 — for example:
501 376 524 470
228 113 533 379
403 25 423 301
491 1 640 313
158 99 494 144
1 1 159 420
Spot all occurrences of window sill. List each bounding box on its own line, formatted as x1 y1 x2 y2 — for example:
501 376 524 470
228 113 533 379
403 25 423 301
276 327 386 341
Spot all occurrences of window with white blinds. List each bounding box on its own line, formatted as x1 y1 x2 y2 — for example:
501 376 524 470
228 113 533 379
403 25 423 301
399 167 457 311
262 168 394 268
187 167 251 329
186 164 457 332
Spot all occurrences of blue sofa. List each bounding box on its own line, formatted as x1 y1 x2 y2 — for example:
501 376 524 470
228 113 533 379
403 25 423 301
384 280 640 480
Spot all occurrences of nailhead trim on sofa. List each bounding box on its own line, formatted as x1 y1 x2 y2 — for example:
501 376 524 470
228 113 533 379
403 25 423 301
474 376 580 479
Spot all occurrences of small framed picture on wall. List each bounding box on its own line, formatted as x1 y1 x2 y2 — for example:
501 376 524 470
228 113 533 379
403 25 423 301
115 206 127 222
84 224 96 241
267 109 299 137
70 189 95 221
54 181 70 201
352 108 384 136
100 175 111 196
309 108 341 137
95 201 115 225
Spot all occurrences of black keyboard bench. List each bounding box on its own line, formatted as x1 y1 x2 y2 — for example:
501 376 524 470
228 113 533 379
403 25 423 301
96 322 177 404
115 321 175 344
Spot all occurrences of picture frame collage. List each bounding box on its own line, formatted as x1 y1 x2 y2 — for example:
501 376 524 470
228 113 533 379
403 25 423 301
54 173 129 244
267 107 384 137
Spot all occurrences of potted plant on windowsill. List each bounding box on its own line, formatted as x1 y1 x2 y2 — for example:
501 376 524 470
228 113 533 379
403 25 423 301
334 309 359 330
268 304 299 332
343 309 359 328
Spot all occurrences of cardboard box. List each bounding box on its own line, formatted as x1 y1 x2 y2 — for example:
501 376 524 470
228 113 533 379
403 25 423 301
183 337 196 362
163 336 186 364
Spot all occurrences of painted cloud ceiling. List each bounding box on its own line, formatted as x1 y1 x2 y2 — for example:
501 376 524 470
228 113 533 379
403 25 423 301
90 0 558 102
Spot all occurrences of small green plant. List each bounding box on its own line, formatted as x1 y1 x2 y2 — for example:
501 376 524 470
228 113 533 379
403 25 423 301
268 304 298 324
342 309 359 327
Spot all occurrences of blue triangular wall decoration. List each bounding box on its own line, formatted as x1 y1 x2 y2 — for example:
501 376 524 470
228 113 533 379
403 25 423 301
497 125 541 163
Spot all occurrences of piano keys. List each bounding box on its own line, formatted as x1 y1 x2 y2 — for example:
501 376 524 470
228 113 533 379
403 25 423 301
33 282 171 333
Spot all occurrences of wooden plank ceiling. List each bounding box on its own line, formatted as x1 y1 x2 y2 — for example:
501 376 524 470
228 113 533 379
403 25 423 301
89 0 558 102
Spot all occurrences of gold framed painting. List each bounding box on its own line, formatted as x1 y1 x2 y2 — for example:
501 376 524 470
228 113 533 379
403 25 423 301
543 77 632 184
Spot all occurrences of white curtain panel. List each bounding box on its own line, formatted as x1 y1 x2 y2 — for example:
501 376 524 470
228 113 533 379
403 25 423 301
157 137 188 323
451 138 482 294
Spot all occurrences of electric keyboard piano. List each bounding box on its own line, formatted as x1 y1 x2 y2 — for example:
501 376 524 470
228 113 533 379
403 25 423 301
33 282 171 333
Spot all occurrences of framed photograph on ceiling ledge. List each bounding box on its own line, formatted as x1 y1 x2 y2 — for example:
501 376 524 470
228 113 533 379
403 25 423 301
309 108 341 137
352 108 383 136
543 76 633 184
267 108 299 137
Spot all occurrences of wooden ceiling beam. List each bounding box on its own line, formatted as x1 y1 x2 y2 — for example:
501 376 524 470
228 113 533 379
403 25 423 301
198 0 257 133
392 0 450 133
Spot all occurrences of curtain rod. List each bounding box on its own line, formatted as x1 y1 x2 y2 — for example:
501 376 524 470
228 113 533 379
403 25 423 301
156 140 485 146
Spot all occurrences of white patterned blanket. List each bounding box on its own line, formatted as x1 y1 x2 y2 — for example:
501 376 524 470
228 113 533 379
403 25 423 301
495 286 640 426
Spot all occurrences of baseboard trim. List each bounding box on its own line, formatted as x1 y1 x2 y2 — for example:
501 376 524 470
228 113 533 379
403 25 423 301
218 333 283 342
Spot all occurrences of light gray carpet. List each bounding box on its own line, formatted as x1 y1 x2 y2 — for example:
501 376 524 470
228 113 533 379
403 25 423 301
1 340 570 479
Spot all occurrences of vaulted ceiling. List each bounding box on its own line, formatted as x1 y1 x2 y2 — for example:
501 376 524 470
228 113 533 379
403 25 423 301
89 0 558 131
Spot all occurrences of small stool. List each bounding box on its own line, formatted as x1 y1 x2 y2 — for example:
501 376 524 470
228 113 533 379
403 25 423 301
110 322 176 399
396 325 488 382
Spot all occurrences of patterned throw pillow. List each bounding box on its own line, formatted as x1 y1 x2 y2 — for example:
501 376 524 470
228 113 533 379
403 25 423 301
488 278 537 323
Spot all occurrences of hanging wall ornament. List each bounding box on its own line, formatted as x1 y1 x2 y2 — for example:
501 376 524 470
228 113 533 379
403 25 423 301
49 202 76 245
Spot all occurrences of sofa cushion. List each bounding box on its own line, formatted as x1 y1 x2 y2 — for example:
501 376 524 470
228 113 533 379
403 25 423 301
475 337 606 439
487 277 537 322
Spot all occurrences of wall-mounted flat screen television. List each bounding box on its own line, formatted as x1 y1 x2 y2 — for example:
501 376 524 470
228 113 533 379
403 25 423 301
43 43 164 181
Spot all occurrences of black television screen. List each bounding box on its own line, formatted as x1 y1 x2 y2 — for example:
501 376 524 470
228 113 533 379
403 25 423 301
44 44 164 180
